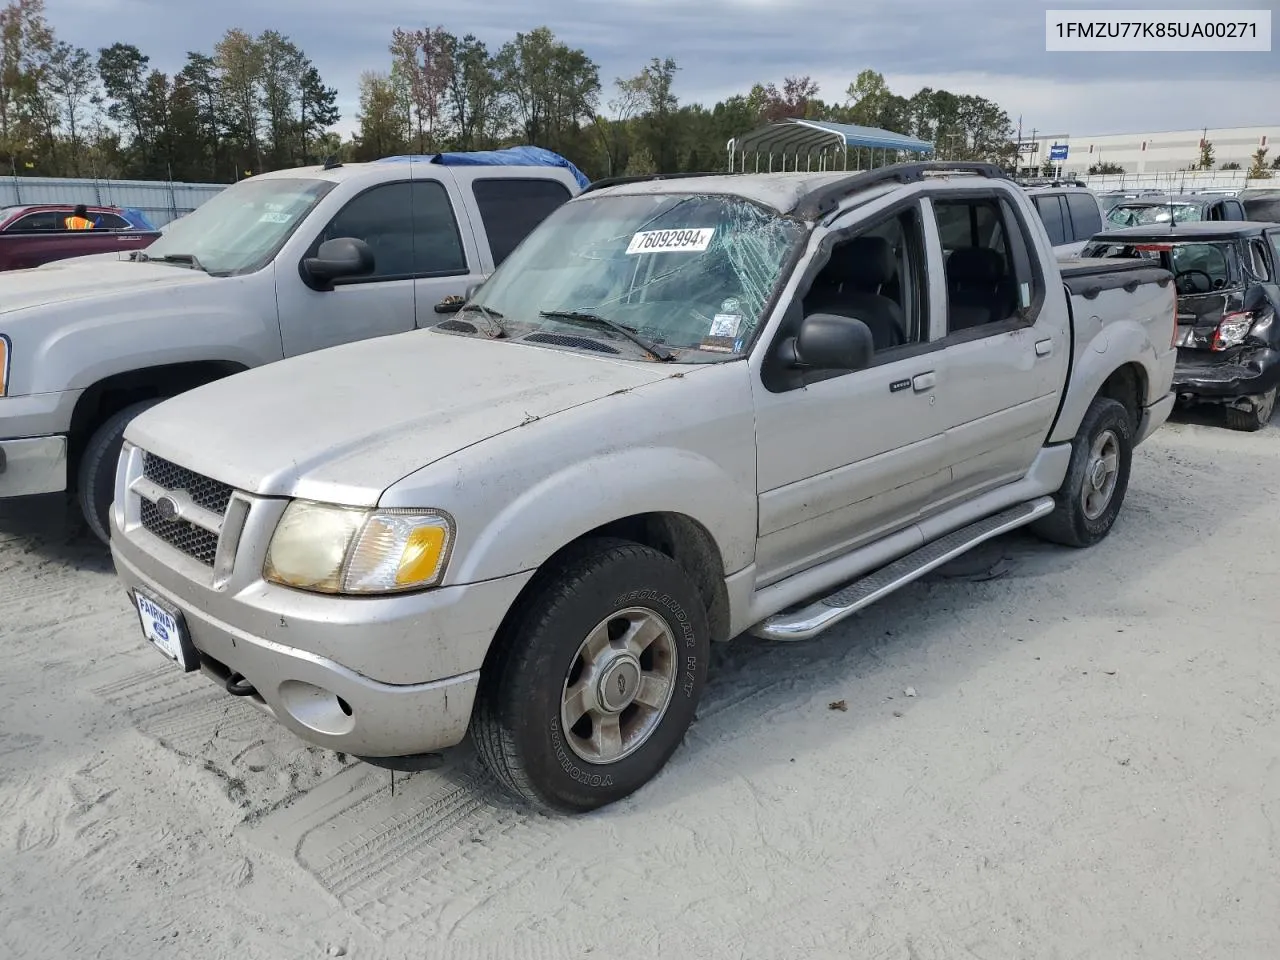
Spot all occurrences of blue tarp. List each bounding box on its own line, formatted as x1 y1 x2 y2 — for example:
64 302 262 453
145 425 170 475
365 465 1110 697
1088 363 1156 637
377 146 590 189
119 206 157 230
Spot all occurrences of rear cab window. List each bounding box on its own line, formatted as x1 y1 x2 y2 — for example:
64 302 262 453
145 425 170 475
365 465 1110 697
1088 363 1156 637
471 177 572 267
932 191 1041 336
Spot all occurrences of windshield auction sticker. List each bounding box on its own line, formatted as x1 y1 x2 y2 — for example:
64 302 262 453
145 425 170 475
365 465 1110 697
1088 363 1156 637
626 228 715 255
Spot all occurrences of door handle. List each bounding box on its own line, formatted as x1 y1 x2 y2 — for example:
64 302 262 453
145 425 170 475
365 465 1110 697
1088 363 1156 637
1035 339 1053 357
912 371 936 392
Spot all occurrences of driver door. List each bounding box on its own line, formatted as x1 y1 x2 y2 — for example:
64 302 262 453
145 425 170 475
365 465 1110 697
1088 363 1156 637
749 200 949 587
276 175 475 357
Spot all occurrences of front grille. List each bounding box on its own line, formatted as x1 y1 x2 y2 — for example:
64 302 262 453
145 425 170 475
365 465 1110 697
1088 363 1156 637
140 498 220 566
139 452 234 566
143 453 234 515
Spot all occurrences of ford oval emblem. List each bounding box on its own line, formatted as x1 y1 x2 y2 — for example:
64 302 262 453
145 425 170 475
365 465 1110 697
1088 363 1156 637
155 495 180 522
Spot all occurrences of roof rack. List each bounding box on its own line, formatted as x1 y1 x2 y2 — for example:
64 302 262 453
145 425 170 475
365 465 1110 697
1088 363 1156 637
580 171 726 195
793 161 1010 218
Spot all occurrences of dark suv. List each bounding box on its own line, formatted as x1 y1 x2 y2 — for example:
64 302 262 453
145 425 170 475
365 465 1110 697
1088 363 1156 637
1082 221 1280 430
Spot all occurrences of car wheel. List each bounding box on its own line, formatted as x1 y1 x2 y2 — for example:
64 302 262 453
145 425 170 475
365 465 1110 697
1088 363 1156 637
1032 396 1133 549
1224 387 1277 432
77 398 164 545
472 537 710 813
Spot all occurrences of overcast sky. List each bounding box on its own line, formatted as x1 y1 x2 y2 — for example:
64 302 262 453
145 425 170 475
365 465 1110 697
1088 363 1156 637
44 0 1278 139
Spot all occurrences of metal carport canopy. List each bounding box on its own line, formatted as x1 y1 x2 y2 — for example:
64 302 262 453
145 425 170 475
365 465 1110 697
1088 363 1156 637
731 119 935 156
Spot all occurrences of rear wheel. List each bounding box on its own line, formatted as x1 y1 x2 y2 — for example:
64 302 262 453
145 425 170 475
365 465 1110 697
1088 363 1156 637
1032 396 1133 548
1224 387 1277 432
472 538 709 813
77 398 164 544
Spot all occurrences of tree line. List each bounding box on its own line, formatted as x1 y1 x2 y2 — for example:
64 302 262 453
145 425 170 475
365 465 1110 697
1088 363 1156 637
2 0 1027 185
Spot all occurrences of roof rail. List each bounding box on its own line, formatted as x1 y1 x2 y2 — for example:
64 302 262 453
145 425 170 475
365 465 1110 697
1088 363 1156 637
792 160 1010 218
580 171 726 195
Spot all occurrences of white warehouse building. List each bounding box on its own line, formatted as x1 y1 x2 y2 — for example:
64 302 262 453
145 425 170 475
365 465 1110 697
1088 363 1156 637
1016 125 1279 178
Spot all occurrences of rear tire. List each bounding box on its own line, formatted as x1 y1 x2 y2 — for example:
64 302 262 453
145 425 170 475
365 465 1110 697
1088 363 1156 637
1224 387 1276 432
77 398 164 545
1032 396 1133 548
472 537 710 813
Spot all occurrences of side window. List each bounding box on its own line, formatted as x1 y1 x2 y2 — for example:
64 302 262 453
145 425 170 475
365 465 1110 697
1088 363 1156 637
315 181 418 281
96 212 132 229
1034 195 1068 246
411 180 467 275
471 178 571 266
801 206 928 353
1066 193 1103 241
9 211 61 232
1249 240 1272 281
933 197 1025 335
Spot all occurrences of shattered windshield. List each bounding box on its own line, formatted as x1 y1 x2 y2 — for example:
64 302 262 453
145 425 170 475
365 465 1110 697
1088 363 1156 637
450 192 809 361
140 177 335 276
1107 202 1200 227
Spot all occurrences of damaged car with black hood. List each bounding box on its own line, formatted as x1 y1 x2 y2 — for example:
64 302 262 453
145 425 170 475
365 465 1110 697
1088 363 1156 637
1083 221 1280 430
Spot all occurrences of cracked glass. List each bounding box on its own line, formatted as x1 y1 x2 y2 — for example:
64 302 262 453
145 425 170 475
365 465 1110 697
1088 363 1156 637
450 192 810 361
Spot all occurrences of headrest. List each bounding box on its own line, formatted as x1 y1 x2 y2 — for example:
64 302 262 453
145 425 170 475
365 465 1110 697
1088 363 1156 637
824 235 896 288
946 247 1005 285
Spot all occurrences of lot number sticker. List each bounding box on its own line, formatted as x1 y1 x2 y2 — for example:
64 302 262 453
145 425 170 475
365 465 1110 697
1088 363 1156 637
626 228 715 255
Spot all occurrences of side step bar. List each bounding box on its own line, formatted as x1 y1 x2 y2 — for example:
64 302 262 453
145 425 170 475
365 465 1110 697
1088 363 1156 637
750 497 1055 642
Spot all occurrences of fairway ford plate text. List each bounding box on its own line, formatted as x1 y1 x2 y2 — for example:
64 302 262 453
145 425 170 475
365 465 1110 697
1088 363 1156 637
134 589 197 671
1045 10 1271 52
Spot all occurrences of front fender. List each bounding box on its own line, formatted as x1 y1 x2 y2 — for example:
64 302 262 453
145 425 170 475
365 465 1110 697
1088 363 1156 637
444 445 757 585
12 273 282 396
1050 315 1175 444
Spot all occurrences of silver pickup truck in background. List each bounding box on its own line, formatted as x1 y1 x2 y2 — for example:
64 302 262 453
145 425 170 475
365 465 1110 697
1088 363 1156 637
111 161 1177 814
0 150 583 541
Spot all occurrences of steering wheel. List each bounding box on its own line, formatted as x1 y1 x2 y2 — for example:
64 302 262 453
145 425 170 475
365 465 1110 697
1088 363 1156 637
1174 269 1213 295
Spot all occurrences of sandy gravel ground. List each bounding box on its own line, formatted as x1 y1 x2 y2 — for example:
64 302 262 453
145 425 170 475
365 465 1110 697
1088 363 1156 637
2 412 1279 960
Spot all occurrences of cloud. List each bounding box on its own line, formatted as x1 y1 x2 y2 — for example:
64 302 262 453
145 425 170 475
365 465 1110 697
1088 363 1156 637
43 0 1278 138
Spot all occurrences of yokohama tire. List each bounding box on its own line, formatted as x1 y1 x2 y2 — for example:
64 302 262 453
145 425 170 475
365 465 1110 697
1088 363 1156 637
472 537 710 813
1032 396 1133 549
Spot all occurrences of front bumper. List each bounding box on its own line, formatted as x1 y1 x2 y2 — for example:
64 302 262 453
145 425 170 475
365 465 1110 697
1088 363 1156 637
0 434 66 497
0 390 81 497
110 465 535 757
1173 347 1280 403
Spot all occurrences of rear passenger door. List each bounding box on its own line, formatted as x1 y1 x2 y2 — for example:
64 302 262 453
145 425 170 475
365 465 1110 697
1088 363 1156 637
926 190 1071 505
466 176 573 269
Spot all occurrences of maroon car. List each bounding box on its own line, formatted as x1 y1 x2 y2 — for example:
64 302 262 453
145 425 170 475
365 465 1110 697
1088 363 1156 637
0 203 161 271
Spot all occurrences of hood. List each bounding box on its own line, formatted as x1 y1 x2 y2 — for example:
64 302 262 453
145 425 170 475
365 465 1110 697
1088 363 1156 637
125 330 681 506
0 257 214 315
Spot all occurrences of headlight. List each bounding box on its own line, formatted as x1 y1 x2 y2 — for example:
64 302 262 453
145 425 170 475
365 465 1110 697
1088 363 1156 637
263 500 455 595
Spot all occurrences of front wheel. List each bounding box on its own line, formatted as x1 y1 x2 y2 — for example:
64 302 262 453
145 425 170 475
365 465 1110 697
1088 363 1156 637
472 538 710 813
77 398 165 545
1032 396 1133 548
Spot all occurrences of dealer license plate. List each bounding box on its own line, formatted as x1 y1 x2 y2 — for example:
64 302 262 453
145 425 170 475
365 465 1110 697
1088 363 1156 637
133 589 197 671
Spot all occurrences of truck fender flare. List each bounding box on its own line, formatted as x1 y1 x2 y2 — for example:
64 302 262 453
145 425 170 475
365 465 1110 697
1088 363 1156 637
1049 318 1157 444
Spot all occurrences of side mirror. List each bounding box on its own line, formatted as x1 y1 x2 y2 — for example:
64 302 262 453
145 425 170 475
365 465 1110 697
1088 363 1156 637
300 237 375 291
779 313 874 371
434 282 484 315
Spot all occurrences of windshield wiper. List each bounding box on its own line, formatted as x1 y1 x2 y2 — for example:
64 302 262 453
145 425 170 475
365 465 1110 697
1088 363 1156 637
156 253 208 272
459 302 507 337
538 310 674 361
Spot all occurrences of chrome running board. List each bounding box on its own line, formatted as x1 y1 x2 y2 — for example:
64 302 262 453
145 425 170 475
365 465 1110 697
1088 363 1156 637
750 497 1055 642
